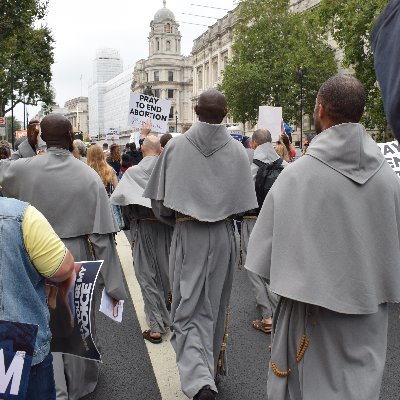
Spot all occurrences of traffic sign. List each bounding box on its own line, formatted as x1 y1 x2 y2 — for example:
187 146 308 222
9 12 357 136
0 117 5 126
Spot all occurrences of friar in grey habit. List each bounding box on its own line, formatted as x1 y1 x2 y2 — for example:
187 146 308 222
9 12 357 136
110 135 172 343
144 89 258 400
241 129 286 335
10 119 40 160
0 114 127 400
245 75 400 400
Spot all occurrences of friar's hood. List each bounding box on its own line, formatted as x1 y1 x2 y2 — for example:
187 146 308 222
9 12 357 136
245 123 400 314
11 139 36 160
307 123 385 184
144 121 258 222
110 156 157 208
254 142 284 164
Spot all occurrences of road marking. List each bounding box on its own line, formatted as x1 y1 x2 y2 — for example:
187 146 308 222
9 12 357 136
116 233 187 400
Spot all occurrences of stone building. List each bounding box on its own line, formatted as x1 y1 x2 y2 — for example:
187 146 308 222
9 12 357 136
132 1 193 132
191 8 237 124
64 97 89 135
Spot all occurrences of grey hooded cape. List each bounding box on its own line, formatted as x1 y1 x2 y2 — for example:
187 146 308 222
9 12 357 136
111 156 172 333
372 0 400 140
143 122 257 398
143 121 258 221
11 139 36 160
246 123 400 314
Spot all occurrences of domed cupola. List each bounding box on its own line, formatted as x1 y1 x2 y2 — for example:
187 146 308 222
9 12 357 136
149 1 181 57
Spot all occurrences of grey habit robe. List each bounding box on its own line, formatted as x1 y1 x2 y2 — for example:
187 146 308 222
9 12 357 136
245 123 400 400
143 121 258 399
110 156 172 333
372 0 400 140
10 139 36 160
242 142 286 320
0 147 127 400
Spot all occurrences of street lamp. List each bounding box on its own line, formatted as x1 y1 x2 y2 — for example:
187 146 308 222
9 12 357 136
10 69 14 150
297 67 304 149
175 110 178 132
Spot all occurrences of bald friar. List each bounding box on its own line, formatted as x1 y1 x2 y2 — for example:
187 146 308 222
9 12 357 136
241 129 286 334
144 89 258 400
0 115 127 400
111 136 172 343
245 75 400 399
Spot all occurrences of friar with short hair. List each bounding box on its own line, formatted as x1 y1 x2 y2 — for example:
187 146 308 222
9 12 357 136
144 89 258 400
245 74 400 399
111 135 172 343
0 114 127 400
242 129 285 335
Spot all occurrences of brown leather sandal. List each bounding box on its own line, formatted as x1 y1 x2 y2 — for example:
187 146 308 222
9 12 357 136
142 330 162 344
252 319 272 334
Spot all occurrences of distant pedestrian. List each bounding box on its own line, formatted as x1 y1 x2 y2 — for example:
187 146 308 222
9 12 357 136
160 133 173 149
106 143 122 176
87 145 119 196
73 139 87 163
126 142 142 165
119 153 134 179
0 140 11 159
11 119 40 159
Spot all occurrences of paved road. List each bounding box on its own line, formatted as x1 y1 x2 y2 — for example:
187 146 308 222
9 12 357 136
83 234 400 400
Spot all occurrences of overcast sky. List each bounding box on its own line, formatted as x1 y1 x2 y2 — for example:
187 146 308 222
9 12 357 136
16 0 236 123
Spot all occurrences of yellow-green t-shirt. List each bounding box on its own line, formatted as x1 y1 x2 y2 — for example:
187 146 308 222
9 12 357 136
22 205 67 278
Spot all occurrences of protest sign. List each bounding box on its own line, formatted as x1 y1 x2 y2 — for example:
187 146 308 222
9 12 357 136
106 128 119 141
128 92 171 134
0 320 37 400
48 260 103 361
258 106 282 142
129 131 141 148
377 140 400 178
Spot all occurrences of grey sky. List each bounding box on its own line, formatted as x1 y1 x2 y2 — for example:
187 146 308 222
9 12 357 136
16 0 236 123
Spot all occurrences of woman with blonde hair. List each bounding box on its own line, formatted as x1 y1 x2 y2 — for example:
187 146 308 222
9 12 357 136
87 145 118 196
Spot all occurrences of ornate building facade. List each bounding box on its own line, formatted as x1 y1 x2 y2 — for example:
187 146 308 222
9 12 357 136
64 97 89 135
132 1 193 132
191 8 237 124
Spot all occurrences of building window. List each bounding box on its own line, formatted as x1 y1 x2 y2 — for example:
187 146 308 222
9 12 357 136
157 40 160 51
154 89 160 98
167 89 174 99
166 41 171 51
165 23 171 33
146 73 149 82
154 71 160 81
197 67 203 90
212 58 218 84
169 106 174 119
168 71 174 81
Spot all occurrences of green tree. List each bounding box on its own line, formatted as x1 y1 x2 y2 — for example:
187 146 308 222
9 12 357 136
5 116 22 142
318 0 389 137
220 0 337 126
0 0 54 116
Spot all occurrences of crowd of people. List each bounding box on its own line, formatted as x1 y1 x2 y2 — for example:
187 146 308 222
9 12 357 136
1 3 400 395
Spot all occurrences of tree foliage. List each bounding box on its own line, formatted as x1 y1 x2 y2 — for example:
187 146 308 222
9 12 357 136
0 0 54 116
318 0 389 136
220 0 337 126
5 116 22 141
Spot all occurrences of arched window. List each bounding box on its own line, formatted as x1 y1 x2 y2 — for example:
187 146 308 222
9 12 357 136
166 40 171 51
165 23 171 33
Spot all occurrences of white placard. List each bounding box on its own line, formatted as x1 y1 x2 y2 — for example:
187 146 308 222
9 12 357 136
106 128 119 141
99 289 124 323
128 92 171 134
377 140 400 178
258 106 283 142
129 131 141 147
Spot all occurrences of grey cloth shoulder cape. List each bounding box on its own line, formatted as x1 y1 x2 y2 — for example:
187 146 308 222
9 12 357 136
11 139 36 160
372 0 400 140
143 121 258 221
110 156 157 208
245 123 400 314
0 148 117 238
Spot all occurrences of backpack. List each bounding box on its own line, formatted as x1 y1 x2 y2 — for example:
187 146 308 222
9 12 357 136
253 158 284 211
